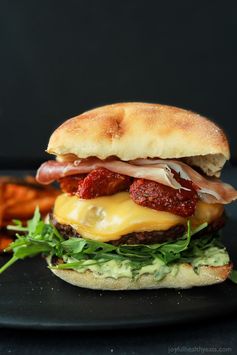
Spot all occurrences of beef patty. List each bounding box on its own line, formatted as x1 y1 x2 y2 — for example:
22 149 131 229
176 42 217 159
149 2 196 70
50 214 226 245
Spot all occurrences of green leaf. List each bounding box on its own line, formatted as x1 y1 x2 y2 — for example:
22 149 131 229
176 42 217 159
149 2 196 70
13 243 51 259
0 256 18 274
62 238 87 254
0 208 227 279
7 225 28 232
12 219 22 226
27 206 41 234
52 259 107 270
191 222 208 235
83 239 117 254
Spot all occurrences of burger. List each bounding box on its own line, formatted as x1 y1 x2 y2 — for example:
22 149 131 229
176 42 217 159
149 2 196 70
1 102 237 290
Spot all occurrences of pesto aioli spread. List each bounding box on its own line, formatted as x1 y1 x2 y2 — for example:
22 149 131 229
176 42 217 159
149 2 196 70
191 247 230 268
63 245 230 281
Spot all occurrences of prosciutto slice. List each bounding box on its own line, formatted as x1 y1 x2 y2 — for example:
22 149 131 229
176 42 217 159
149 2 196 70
36 158 237 204
131 158 237 204
36 159 183 189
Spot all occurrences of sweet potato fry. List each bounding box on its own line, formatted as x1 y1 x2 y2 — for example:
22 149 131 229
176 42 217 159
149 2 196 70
0 176 60 251
0 234 13 252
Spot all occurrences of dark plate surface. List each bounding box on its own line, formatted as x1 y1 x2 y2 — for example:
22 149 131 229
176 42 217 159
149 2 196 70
0 168 237 330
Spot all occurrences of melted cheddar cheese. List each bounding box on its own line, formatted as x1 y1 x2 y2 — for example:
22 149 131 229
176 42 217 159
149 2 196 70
53 192 224 242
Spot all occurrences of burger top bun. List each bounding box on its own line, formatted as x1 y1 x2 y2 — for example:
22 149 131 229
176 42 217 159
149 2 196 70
47 102 230 177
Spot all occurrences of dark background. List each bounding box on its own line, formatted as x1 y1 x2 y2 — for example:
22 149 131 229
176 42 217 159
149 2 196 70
0 3 237 353
0 0 237 168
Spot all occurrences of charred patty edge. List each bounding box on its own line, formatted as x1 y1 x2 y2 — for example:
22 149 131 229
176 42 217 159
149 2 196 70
50 213 226 245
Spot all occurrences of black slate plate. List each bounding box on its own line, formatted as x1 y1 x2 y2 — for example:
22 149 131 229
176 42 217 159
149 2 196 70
0 168 237 330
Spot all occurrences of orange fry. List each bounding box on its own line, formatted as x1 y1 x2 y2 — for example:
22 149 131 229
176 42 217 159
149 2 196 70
0 235 13 252
0 175 59 226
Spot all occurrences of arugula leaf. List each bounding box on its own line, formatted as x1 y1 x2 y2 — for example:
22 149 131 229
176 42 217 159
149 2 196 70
53 259 108 270
27 206 41 234
0 256 18 274
7 224 28 232
0 208 224 278
62 238 87 254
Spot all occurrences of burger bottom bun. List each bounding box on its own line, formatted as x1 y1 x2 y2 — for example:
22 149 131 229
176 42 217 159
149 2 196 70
47 258 232 290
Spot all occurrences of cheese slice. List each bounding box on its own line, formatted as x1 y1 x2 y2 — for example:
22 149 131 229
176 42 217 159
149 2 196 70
53 192 224 242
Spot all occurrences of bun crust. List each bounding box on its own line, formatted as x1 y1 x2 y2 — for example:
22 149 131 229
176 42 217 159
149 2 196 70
49 261 232 290
47 103 230 176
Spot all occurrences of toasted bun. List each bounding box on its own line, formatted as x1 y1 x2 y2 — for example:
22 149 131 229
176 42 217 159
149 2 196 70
47 103 230 177
48 261 232 290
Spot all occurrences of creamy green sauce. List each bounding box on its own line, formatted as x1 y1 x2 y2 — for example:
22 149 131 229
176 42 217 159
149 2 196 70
191 247 230 268
63 246 229 281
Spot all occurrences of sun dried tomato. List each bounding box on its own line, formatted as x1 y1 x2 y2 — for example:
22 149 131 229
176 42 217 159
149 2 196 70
129 172 198 217
59 168 131 198
78 168 131 198
59 175 85 194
